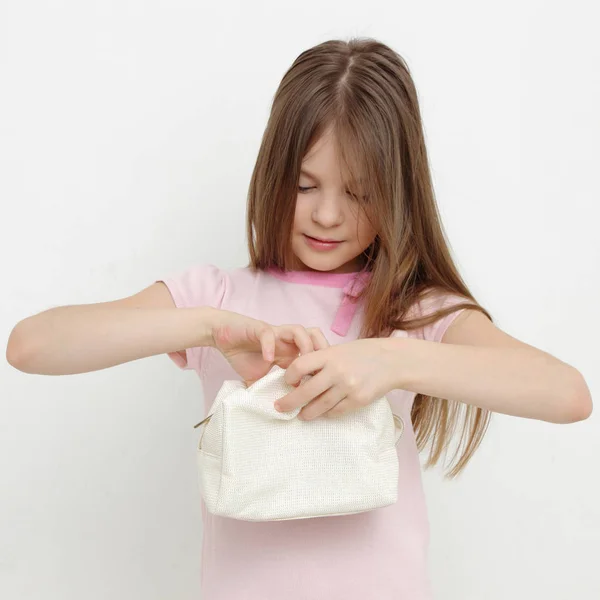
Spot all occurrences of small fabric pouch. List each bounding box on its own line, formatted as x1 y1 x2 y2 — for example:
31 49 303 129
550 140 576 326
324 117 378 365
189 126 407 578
193 365 404 521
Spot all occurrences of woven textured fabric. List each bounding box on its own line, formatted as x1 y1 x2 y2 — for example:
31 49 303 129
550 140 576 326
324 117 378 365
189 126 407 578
195 365 404 522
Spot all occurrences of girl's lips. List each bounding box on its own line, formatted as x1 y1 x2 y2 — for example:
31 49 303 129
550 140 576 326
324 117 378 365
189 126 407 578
303 234 342 251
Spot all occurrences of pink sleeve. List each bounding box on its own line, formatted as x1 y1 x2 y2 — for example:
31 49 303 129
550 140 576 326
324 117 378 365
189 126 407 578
420 293 469 343
155 263 227 371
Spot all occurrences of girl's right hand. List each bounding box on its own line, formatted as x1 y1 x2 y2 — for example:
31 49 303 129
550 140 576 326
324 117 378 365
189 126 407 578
209 309 329 387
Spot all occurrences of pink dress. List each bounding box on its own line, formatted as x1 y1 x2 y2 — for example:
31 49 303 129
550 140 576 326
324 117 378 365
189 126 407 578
157 264 467 600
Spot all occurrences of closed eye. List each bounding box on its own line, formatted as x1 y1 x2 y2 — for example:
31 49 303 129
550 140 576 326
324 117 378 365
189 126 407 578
298 186 361 200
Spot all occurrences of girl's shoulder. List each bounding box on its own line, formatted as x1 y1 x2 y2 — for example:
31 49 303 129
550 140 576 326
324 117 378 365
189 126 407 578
156 263 273 312
397 286 472 343
157 263 227 311
413 286 471 315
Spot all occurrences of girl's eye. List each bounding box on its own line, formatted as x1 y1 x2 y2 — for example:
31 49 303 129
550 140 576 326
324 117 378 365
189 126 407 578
297 186 365 201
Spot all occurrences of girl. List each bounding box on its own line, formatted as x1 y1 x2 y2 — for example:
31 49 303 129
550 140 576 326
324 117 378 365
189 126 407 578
7 38 592 599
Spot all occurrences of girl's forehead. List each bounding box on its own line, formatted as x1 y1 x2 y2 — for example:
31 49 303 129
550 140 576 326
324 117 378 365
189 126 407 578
300 128 370 192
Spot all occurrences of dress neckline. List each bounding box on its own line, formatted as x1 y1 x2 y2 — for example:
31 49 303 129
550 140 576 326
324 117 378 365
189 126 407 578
265 267 373 337
266 266 371 288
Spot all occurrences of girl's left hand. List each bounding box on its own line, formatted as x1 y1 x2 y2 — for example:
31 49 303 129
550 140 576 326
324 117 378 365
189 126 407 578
275 338 397 420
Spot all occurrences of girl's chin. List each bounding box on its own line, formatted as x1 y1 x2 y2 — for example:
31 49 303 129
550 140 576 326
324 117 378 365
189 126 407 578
292 249 361 274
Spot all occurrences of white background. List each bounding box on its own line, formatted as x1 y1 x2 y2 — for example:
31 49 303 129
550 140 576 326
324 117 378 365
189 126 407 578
1 1 598 598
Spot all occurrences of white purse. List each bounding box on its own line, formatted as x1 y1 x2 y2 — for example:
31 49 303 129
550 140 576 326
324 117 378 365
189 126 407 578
193 365 404 522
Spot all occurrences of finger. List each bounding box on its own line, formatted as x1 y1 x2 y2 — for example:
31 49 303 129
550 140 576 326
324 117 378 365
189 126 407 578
298 387 346 421
284 350 327 386
323 398 350 418
258 328 275 362
307 327 330 350
276 370 331 412
275 325 314 355
272 354 298 370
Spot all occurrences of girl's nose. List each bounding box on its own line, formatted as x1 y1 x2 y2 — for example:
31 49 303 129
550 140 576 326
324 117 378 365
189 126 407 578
311 193 344 227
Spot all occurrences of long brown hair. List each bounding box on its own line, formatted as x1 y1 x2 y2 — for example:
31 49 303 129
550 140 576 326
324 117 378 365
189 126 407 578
246 37 492 477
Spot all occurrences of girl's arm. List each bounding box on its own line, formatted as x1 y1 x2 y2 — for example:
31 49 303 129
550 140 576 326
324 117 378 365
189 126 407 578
385 310 592 423
5 282 217 375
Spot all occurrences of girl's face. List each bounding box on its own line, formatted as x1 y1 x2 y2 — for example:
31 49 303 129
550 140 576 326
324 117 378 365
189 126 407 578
290 128 378 274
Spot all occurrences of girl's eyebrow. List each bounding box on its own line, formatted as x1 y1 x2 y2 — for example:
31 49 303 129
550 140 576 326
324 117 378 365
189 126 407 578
300 168 364 188
300 168 319 180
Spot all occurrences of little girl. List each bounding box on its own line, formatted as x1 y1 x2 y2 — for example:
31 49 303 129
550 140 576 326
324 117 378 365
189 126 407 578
7 38 592 599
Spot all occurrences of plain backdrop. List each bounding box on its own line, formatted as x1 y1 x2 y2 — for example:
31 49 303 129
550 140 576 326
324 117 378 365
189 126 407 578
1 1 598 599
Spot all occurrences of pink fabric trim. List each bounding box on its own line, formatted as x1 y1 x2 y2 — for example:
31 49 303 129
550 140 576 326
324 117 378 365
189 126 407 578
266 267 363 288
331 272 371 336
